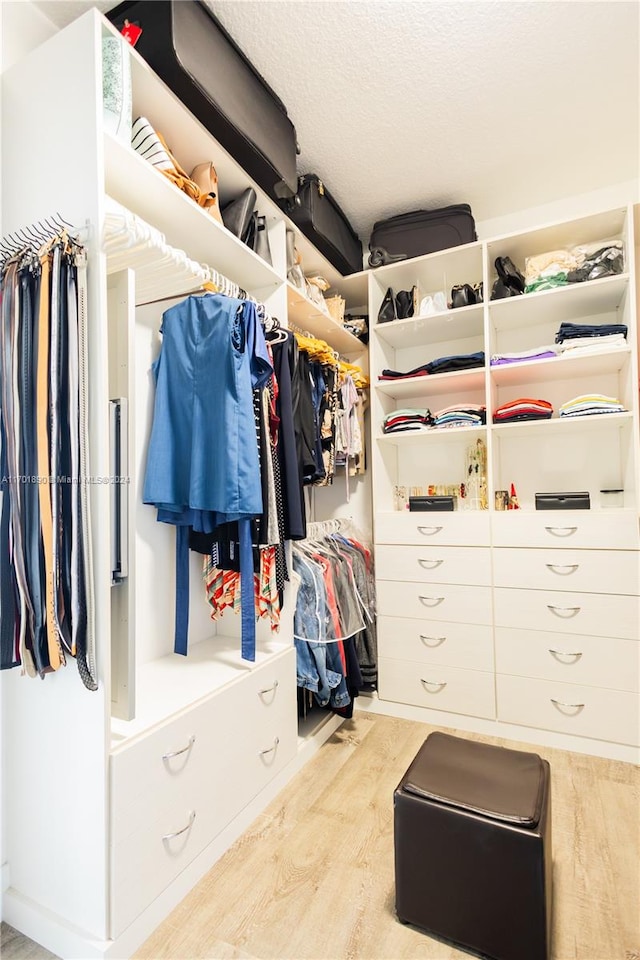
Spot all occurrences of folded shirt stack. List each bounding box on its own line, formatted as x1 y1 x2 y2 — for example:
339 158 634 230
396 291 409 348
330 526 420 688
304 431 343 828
493 398 554 423
490 346 558 365
383 409 433 434
432 403 486 429
557 333 627 354
555 321 627 343
559 394 626 418
379 351 485 380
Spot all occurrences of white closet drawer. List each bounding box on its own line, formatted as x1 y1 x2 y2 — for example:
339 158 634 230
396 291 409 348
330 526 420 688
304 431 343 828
378 616 494 671
492 510 639 549
377 580 492 625
497 674 640 746
376 545 491 586
375 511 490 546
111 648 296 844
111 654 296 937
493 548 640 595
495 627 639 693
494 587 639 640
379 657 495 719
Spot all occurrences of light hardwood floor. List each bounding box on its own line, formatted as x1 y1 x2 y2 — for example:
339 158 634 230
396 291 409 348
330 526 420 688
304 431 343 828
3 712 639 960
134 712 639 960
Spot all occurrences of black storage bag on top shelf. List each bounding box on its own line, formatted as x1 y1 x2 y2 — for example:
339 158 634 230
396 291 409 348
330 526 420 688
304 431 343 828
108 0 299 201
282 174 363 276
368 204 477 267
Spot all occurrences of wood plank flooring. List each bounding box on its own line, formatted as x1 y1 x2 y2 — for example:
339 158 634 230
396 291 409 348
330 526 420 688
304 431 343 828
3 712 638 959
135 712 639 960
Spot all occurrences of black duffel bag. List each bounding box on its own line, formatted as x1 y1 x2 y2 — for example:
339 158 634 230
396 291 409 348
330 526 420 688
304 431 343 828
368 204 477 267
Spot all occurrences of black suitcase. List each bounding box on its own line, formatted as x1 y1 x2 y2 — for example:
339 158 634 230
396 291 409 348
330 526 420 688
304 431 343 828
283 174 363 276
368 204 477 267
108 0 299 201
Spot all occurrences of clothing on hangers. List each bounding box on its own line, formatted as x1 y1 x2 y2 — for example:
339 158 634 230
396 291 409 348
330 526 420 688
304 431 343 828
143 291 272 662
291 519 377 716
0 228 96 689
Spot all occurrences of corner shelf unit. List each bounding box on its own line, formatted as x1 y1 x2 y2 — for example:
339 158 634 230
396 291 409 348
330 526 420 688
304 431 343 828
368 203 640 764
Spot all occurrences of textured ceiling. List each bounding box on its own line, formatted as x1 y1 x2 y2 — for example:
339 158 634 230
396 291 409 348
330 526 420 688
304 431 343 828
33 0 640 241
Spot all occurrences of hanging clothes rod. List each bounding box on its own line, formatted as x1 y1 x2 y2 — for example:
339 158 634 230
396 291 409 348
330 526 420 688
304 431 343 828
103 199 278 323
0 213 84 262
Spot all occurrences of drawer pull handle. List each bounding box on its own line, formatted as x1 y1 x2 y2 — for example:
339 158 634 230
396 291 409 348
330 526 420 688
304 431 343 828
418 558 444 569
551 698 585 713
549 648 583 662
258 680 279 696
259 736 280 757
162 735 196 761
420 634 446 647
162 810 196 842
545 563 579 575
544 526 578 537
418 525 443 536
547 604 581 618
420 678 447 691
419 595 445 607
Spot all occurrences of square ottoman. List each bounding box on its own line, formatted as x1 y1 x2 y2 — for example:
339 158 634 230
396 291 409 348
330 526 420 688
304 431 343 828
394 732 551 960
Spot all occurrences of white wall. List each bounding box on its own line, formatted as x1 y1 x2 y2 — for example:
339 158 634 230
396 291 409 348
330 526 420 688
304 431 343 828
477 179 639 240
0 1 56 74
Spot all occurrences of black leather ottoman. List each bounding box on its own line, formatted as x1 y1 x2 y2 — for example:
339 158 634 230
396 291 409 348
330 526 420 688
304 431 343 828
394 732 551 960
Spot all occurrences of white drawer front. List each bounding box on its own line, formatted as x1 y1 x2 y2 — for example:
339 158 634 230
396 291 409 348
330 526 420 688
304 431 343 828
494 587 639 640
110 649 297 937
493 548 639 595
379 657 495 719
377 580 493 625
112 710 296 937
495 627 639 693
375 511 490 546
378 616 494 671
111 649 296 843
376 545 491 586
492 510 639 549
497 674 640 746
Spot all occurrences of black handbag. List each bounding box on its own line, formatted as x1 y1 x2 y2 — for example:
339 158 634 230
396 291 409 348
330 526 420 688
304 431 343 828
378 288 397 323
222 187 256 241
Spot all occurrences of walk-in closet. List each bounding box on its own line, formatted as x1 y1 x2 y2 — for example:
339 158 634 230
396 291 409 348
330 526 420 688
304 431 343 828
1 2 638 959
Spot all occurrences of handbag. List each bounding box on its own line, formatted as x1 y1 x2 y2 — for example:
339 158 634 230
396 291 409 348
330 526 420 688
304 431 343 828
378 287 397 323
221 187 257 241
255 215 272 265
131 116 220 217
189 162 223 223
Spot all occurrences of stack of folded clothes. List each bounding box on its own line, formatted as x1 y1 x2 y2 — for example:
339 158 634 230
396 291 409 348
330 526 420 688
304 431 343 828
490 346 559 365
524 240 624 293
555 322 627 354
559 394 626 418
379 351 485 380
524 249 578 293
383 409 433 434
493 398 553 423
432 403 486 429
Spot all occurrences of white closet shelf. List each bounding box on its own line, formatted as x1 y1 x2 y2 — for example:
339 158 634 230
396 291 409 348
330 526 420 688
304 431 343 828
122 22 368 304
375 367 486 400
286 281 365 354
104 132 283 294
488 275 629 332
491 410 634 440
376 424 487 446
490 346 632 386
110 635 291 746
369 240 483 292
485 207 627 264
374 303 484 348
